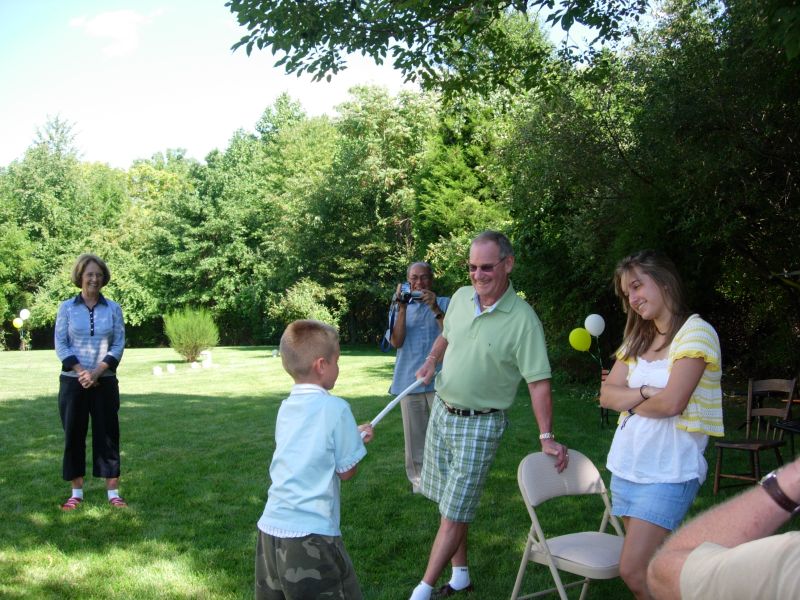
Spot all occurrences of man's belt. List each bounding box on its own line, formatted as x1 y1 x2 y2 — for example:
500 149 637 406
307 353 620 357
438 395 500 417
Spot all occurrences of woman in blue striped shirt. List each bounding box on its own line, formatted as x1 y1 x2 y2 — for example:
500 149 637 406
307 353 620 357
55 253 126 510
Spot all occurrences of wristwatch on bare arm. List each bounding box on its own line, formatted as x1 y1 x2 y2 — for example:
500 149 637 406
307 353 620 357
759 470 800 516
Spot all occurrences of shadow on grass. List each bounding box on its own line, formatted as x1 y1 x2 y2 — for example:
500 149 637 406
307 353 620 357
357 362 395 380
0 382 413 599
1 391 278 598
1 368 770 600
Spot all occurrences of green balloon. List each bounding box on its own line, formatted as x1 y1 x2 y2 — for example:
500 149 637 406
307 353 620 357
569 327 592 352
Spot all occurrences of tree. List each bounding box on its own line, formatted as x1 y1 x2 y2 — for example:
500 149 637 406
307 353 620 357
267 279 344 330
505 0 800 376
196 97 336 343
25 156 158 344
754 0 800 60
285 86 438 341
413 89 516 291
0 117 138 343
255 92 306 142
0 222 37 347
197 129 282 343
76 162 130 230
226 0 649 92
262 113 339 291
131 150 219 314
2 118 82 250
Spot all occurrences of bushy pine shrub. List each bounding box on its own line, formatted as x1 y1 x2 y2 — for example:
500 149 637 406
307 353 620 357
163 308 219 362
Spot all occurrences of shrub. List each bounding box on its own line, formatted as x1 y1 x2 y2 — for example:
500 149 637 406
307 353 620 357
267 279 343 331
163 308 219 362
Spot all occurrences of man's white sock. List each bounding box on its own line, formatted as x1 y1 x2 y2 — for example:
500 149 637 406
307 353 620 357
107 489 120 500
72 488 84 499
409 581 433 600
449 566 470 590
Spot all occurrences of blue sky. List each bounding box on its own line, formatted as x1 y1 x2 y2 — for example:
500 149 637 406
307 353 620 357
0 0 419 168
0 1 586 169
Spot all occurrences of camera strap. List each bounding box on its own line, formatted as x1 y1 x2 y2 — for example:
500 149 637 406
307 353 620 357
380 303 398 353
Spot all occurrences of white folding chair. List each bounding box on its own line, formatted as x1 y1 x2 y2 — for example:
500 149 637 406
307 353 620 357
511 451 624 600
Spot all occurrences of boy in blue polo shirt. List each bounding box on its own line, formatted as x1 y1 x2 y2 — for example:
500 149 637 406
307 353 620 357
255 319 374 599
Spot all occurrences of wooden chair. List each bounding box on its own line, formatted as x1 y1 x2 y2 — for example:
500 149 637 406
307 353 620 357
775 418 800 457
712 378 797 494
511 451 624 600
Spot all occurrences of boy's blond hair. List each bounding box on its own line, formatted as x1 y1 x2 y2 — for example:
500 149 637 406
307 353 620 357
280 320 340 379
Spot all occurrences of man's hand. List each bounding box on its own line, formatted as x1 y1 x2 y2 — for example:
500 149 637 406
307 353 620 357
542 438 569 473
392 283 404 304
419 289 437 308
415 359 436 385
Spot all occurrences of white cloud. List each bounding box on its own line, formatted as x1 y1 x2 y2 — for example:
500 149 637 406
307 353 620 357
69 9 161 57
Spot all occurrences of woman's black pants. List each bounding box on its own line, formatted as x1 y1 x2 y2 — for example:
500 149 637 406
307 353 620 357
58 375 121 481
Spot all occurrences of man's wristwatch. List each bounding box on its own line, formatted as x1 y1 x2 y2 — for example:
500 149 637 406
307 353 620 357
759 470 800 516
434 311 444 320
539 432 555 440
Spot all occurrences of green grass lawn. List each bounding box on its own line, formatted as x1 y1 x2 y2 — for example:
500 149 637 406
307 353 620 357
0 346 786 599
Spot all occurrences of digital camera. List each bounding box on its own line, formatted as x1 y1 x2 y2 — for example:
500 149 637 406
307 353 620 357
399 282 423 303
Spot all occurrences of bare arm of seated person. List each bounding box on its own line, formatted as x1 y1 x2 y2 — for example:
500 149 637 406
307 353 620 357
648 458 800 599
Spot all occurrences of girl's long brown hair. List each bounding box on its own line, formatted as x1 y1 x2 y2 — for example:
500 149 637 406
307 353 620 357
614 250 690 360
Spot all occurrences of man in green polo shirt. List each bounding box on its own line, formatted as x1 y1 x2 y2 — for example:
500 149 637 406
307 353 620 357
408 231 569 600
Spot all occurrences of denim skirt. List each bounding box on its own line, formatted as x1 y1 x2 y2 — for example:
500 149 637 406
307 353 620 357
610 474 700 531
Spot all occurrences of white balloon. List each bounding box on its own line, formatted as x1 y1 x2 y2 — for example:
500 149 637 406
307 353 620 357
584 314 606 337
19 308 30 320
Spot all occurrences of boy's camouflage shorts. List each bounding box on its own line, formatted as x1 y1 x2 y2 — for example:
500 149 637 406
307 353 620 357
255 530 363 599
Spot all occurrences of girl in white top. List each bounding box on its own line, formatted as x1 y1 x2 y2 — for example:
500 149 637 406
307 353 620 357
600 250 723 600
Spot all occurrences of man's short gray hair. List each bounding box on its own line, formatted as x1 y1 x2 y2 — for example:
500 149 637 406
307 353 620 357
407 261 433 278
471 231 514 259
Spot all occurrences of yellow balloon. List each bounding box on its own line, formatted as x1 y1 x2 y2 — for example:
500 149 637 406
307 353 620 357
569 327 592 352
12 317 23 329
